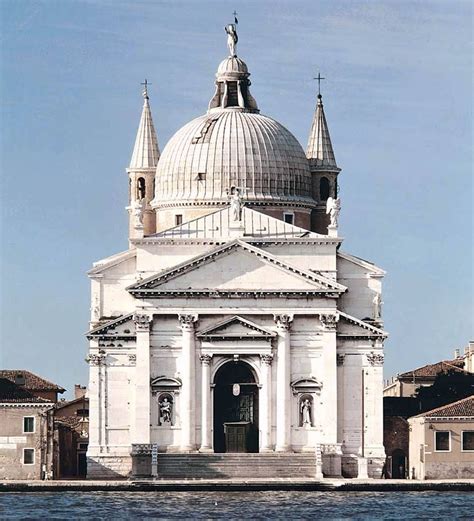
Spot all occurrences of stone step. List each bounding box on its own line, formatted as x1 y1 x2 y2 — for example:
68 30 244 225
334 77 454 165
156 453 317 479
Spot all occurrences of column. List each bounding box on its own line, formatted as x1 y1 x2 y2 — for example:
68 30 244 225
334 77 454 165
132 312 152 444
179 314 198 451
259 354 273 452
86 351 105 452
199 354 212 452
274 314 293 452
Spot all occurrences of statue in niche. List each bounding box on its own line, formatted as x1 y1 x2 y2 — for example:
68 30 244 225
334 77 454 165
326 197 341 227
224 24 238 57
132 198 145 228
300 397 312 427
159 396 172 425
373 292 383 320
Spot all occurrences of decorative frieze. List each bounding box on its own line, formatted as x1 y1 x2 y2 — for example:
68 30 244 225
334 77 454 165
260 354 274 366
366 351 384 367
336 354 345 366
320 443 343 455
319 313 339 331
274 314 293 330
130 443 153 456
133 313 152 331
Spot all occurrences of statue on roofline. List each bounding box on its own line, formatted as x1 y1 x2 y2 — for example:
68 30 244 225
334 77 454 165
326 196 341 228
225 24 238 57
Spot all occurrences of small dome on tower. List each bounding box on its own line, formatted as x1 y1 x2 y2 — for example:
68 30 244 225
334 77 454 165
217 56 249 77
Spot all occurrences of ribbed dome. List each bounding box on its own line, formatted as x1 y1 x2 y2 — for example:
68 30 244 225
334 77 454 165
217 57 248 76
153 109 313 207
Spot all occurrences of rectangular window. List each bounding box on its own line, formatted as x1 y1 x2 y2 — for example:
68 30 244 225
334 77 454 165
462 431 474 451
76 409 89 417
175 214 183 226
23 448 35 465
23 417 35 433
435 431 450 451
283 212 294 225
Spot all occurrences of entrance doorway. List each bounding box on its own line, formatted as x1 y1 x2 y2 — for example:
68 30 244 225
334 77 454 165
391 448 407 479
213 361 259 453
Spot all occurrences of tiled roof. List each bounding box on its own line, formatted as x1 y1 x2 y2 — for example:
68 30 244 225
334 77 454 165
418 395 474 418
0 370 65 392
398 359 464 379
0 378 53 403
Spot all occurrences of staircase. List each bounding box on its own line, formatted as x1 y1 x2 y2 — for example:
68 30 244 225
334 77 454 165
157 453 316 479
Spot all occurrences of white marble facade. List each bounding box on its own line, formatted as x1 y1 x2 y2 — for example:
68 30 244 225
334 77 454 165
86 31 387 479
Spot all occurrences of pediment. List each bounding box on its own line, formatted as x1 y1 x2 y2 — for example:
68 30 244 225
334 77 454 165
86 313 135 340
128 240 346 298
291 377 322 394
151 376 182 390
337 312 388 339
197 316 275 340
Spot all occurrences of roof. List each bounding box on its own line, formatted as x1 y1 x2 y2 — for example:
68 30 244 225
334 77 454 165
129 89 160 169
0 370 65 392
398 359 465 379
153 109 314 207
306 94 339 170
414 395 474 418
0 378 54 403
148 206 327 241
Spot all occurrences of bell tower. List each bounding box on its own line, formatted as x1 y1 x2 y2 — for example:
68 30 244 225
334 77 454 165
306 89 341 234
126 81 160 242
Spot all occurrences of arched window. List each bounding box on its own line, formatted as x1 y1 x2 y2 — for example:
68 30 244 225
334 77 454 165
137 177 146 199
320 177 330 201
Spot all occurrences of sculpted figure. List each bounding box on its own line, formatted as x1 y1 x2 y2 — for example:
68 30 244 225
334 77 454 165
133 198 145 227
301 398 312 426
373 292 383 320
225 24 238 56
159 397 172 424
326 197 341 227
229 187 242 221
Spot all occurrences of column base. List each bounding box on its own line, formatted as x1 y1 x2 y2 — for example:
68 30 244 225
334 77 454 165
198 447 213 453
179 445 197 452
260 447 274 453
275 445 291 452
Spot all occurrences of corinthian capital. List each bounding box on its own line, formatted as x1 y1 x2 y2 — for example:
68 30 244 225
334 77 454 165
274 314 294 330
366 351 384 367
260 354 274 366
178 314 198 330
319 313 339 331
133 312 152 331
199 354 212 366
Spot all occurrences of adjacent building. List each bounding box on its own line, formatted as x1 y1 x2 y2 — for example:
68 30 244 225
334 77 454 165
409 395 474 479
86 26 388 479
0 370 64 480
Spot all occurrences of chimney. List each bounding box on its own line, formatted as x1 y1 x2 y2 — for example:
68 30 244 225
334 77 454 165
14 373 26 386
454 349 460 358
74 384 87 399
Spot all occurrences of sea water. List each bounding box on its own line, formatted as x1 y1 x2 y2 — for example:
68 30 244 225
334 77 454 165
0 490 472 519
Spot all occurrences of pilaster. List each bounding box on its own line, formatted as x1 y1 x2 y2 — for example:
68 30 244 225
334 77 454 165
179 313 198 451
274 314 293 452
259 354 273 452
132 312 152 444
199 354 213 452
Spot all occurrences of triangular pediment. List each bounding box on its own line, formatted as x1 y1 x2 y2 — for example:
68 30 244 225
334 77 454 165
198 316 275 340
86 313 135 339
337 312 388 339
128 240 346 298
147 206 326 240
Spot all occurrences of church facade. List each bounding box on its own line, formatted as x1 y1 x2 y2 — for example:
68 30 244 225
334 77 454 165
86 28 387 479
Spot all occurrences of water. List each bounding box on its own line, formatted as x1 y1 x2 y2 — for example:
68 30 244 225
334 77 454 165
0 491 472 519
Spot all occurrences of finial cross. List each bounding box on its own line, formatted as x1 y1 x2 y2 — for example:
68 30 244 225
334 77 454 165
233 10 238 23
313 72 325 96
141 79 152 98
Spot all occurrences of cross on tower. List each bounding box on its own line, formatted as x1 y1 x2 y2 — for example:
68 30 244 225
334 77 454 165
141 79 152 98
313 72 325 96
233 10 238 24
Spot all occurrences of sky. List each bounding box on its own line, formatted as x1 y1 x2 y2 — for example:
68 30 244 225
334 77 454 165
0 0 472 397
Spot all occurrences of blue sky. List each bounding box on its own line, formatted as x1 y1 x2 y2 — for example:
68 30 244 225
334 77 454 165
1 0 472 396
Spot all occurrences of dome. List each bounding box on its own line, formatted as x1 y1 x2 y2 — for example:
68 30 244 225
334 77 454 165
217 57 249 76
153 109 314 207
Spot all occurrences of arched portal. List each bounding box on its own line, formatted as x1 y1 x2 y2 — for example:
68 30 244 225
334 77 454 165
213 361 259 453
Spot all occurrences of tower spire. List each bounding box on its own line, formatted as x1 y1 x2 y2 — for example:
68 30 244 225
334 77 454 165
129 80 160 169
306 92 338 168
127 81 160 242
